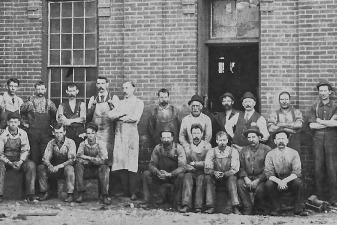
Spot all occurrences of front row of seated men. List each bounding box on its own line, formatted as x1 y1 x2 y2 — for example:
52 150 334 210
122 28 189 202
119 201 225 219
143 124 308 216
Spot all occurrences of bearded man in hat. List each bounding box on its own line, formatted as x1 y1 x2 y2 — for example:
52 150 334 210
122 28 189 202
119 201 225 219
225 92 269 148
309 80 337 205
237 126 271 215
179 95 212 151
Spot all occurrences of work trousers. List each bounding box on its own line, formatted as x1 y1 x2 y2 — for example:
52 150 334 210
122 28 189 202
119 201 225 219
28 128 52 165
181 172 205 209
237 178 265 214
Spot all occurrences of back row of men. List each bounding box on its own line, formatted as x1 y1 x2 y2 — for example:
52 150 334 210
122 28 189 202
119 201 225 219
0 78 336 215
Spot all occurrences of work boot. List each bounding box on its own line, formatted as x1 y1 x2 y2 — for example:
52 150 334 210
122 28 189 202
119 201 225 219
26 195 39 203
194 208 202 213
205 208 215 214
102 195 112 205
270 209 280 216
64 193 74 202
232 206 241 215
38 192 49 201
75 192 83 203
130 193 137 201
179 205 189 213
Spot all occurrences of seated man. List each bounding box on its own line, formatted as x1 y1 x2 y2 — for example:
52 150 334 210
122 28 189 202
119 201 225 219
37 123 76 202
0 112 36 202
180 124 211 213
264 129 308 216
142 128 186 208
75 122 111 204
237 126 271 215
204 131 241 214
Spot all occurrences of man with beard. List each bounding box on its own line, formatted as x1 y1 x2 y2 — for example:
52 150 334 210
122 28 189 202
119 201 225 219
147 88 180 146
0 78 24 129
142 128 186 208
179 95 212 151
109 81 144 200
226 92 269 148
267 91 303 150
237 126 271 215
56 83 86 148
309 80 337 205
180 124 211 213
87 76 119 165
264 129 307 216
204 131 241 214
21 81 57 165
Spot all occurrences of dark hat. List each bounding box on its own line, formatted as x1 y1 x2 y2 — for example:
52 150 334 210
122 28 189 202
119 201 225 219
243 126 263 137
241 92 257 102
188 94 204 105
219 92 235 101
7 112 21 121
316 79 333 91
272 128 292 139
160 126 175 136
86 122 98 132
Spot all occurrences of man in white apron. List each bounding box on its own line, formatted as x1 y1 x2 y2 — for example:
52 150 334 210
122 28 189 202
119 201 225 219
87 76 119 165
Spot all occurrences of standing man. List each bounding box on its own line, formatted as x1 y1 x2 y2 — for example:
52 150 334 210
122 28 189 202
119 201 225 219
56 83 86 148
226 92 269 148
147 88 181 146
180 124 211 213
237 126 271 215
267 91 303 150
87 76 119 164
309 80 337 205
109 81 144 200
75 122 111 204
264 129 307 216
0 78 24 129
179 95 212 150
0 112 36 202
204 131 241 214
37 124 76 202
21 81 57 165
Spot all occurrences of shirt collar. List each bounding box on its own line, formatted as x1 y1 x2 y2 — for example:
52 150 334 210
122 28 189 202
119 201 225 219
4 127 20 138
319 100 333 107
85 139 98 146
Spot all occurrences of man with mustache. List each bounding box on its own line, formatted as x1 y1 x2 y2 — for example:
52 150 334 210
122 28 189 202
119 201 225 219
21 81 57 165
179 95 212 151
225 92 269 148
237 126 271 215
56 83 86 148
204 131 241 214
87 76 119 165
309 80 337 206
180 124 211 213
267 91 303 150
264 129 307 216
147 88 180 146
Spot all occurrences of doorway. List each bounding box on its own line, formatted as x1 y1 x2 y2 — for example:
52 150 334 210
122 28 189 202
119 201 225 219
208 44 259 112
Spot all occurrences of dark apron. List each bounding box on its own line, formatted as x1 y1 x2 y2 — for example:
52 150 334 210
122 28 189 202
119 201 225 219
4 135 21 162
30 100 51 131
158 144 179 173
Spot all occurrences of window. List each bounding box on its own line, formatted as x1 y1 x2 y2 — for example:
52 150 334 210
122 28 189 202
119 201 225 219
48 0 97 106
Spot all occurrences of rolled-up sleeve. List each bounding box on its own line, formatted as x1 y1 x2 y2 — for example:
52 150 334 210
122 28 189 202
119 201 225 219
264 152 275 179
42 141 53 166
149 145 160 175
229 148 240 175
257 116 270 141
291 152 302 178
67 140 77 160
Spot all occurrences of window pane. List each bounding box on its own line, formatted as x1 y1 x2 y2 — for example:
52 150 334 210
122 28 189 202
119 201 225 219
85 18 96 33
62 19 72 33
86 68 97 81
61 34 72 49
50 50 60 65
74 18 84 33
50 19 60 33
61 50 72 65
50 83 61 98
50 34 60 49
76 83 85 98
85 50 96 65
74 68 85 81
51 98 60 108
85 1 96 17
73 50 84 65
50 3 60 18
74 1 84 17
73 34 84 49
85 34 96 49
62 68 73 82
86 81 96 97
50 68 61 82
62 2 72 18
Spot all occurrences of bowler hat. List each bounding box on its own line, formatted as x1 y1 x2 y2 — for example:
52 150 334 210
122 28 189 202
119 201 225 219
241 92 257 102
219 92 235 101
316 79 334 91
243 126 263 137
86 122 98 132
160 126 175 136
272 128 291 139
188 94 204 106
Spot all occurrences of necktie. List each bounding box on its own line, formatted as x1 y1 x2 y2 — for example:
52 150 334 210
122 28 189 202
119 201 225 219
12 98 15 104
100 95 104 103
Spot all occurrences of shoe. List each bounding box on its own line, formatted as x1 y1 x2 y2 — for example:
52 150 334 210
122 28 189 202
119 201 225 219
270 210 280 216
205 208 215 214
294 209 309 216
75 193 83 203
179 206 189 213
38 192 49 201
155 198 164 205
102 196 112 205
194 208 202 213
130 194 137 201
26 195 39 203
232 206 241 215
330 202 337 207
64 193 74 202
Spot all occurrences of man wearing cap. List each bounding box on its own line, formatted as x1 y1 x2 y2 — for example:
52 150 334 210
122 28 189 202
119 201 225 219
0 112 37 202
309 80 337 205
180 123 211 213
179 95 212 151
267 91 303 150
147 88 181 146
237 126 271 215
142 128 186 208
264 129 307 216
204 131 241 214
74 122 111 204
225 92 269 147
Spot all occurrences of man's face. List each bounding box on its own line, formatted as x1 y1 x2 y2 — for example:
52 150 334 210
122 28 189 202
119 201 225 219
274 132 289 149
216 134 228 148
318 85 331 100
7 82 18 96
123 82 135 97
161 131 173 147
86 128 96 142
66 86 79 98
190 101 202 117
53 127 66 142
191 128 203 145
222 96 234 111
158 92 169 107
247 133 260 147
35 85 46 97
96 78 108 94
279 93 290 109
7 118 20 131
242 98 256 111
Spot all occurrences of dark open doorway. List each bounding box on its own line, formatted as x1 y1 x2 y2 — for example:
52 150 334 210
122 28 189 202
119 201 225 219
208 44 259 112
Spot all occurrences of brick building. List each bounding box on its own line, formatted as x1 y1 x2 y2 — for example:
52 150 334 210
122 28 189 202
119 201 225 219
1 0 337 193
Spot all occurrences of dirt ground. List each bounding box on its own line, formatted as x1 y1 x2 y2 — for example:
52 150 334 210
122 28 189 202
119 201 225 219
0 198 337 225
